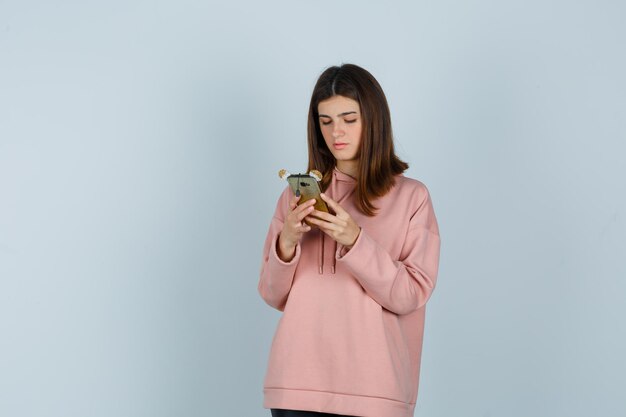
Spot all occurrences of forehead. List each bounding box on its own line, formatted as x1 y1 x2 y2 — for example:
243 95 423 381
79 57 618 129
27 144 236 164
317 95 360 114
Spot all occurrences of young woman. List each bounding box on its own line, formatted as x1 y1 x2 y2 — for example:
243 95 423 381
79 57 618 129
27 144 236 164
258 64 441 417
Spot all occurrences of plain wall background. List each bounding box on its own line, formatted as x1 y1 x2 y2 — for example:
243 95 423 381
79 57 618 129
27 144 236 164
1 1 624 416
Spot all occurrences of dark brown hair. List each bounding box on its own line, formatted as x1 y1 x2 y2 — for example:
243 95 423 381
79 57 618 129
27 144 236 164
306 63 409 216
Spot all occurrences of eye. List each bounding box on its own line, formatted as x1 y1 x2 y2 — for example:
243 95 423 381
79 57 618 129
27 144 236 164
321 120 332 126
345 119 357 124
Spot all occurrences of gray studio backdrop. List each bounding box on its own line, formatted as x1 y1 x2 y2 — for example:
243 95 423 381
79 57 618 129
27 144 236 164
1 1 624 416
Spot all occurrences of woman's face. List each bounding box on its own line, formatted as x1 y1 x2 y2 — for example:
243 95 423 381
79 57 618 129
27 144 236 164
317 95 362 163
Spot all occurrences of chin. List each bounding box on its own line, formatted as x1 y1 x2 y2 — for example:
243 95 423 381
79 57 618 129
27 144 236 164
338 155 358 161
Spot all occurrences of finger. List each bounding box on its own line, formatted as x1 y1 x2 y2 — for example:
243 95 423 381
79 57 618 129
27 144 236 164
294 198 316 214
311 221 337 239
306 216 341 232
296 204 315 221
289 194 301 210
309 209 340 223
304 217 324 232
311 210 349 232
294 221 311 233
305 216 319 226
320 193 346 216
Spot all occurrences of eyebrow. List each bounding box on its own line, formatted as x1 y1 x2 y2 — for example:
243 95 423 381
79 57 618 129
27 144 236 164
318 111 358 118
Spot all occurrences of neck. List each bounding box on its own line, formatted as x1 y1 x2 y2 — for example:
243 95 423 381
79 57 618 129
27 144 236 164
336 160 358 179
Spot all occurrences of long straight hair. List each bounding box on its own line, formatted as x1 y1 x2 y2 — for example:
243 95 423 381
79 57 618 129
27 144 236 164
306 63 409 216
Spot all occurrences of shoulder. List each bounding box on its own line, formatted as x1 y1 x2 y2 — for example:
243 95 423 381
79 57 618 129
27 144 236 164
278 184 294 206
392 174 432 204
393 174 439 233
271 185 294 220
278 184 293 200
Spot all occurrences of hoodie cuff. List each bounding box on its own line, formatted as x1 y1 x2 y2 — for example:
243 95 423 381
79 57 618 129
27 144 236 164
271 233 301 266
336 227 364 260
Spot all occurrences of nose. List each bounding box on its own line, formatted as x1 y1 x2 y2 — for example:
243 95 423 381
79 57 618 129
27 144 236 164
332 124 344 138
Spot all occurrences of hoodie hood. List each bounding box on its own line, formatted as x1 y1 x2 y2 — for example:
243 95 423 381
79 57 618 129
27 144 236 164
318 166 357 275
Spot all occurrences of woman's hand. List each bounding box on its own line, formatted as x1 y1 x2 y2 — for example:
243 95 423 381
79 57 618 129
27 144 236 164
306 193 361 248
277 194 315 261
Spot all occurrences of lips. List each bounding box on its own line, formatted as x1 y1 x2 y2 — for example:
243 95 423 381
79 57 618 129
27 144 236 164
333 143 348 150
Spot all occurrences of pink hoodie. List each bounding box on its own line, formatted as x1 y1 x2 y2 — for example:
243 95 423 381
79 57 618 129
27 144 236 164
258 166 441 417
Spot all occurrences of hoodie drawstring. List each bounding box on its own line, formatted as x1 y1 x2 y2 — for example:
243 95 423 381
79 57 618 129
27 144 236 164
318 169 344 275
318 228 337 275
318 230 324 274
331 239 336 274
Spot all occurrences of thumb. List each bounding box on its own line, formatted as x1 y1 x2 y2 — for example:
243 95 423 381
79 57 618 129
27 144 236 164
321 192 344 215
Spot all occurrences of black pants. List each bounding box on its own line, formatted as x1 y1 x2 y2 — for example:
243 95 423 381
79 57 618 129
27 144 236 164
270 409 359 417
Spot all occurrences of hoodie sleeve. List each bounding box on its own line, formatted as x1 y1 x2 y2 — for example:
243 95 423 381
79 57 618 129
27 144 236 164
257 186 302 312
335 184 441 315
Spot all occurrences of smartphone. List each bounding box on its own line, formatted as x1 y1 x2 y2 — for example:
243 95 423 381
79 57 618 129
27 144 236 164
286 174 330 221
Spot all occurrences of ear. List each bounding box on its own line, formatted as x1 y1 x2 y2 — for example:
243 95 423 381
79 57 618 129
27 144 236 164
309 169 322 182
278 169 291 180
